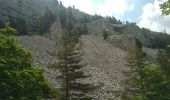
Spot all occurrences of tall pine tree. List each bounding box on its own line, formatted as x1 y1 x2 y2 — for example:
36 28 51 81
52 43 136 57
122 38 145 100
49 31 94 100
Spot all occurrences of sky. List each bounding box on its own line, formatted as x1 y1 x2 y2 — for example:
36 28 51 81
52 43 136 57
59 0 170 33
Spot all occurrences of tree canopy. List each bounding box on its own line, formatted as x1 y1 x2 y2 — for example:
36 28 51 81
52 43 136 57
0 26 57 99
160 0 170 15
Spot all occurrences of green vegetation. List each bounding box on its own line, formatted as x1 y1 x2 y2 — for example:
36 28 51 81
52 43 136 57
123 36 170 100
122 38 146 100
0 22 18 35
125 38 145 68
49 31 95 100
160 0 170 15
10 17 27 34
0 17 27 35
37 8 56 34
113 3 170 97
136 47 170 100
0 26 57 99
149 33 170 49
103 29 108 40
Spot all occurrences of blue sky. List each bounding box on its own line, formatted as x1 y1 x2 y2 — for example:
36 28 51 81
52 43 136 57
93 0 155 22
59 0 170 33
121 0 154 22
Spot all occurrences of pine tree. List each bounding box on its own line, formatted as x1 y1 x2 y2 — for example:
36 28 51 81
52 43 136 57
125 48 138 68
125 38 145 68
136 47 170 100
49 32 94 100
157 46 170 78
122 38 145 99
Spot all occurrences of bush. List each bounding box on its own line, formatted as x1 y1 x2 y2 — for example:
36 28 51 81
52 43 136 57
0 29 57 99
138 64 170 100
103 30 108 40
0 22 18 35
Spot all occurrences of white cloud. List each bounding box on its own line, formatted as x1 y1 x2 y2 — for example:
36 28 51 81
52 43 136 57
128 3 134 11
94 0 128 16
138 0 170 33
59 0 134 17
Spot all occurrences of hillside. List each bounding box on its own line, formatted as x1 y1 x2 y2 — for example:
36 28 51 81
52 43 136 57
1 0 169 99
1 0 170 49
16 34 128 99
15 34 157 100
16 36 59 87
80 35 128 99
0 0 58 32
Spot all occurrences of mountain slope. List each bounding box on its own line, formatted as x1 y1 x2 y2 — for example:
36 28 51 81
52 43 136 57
16 36 59 87
80 35 129 99
16 34 158 100
0 0 57 31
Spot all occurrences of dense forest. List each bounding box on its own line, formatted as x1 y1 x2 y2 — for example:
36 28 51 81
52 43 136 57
0 0 170 100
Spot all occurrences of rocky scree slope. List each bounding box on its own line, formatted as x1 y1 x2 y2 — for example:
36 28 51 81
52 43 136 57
16 34 158 100
79 35 129 100
17 34 130 100
16 36 59 87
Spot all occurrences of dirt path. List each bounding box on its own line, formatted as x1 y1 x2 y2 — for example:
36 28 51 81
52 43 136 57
80 35 129 100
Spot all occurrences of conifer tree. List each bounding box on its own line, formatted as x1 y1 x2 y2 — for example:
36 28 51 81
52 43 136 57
49 31 94 100
125 39 144 68
157 46 170 78
122 38 145 99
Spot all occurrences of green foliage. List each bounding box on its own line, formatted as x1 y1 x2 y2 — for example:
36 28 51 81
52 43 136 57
123 39 145 99
121 94 148 100
135 37 143 48
0 22 18 35
160 0 170 15
103 30 108 40
157 49 170 77
0 30 57 99
135 46 170 100
77 24 88 35
37 8 56 34
125 48 144 68
125 48 139 68
49 32 95 100
92 14 102 20
149 33 170 49
106 16 117 24
107 97 115 100
166 45 170 58
10 17 27 34
138 64 170 100
129 42 144 66
141 28 170 49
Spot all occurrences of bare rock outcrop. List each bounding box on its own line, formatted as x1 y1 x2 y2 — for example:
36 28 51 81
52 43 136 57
47 17 62 41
